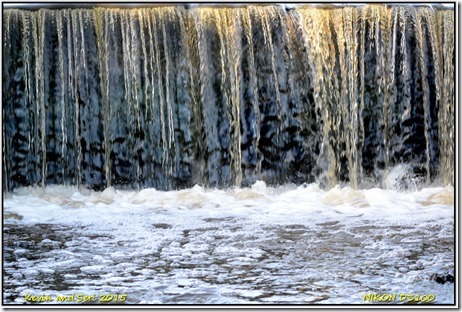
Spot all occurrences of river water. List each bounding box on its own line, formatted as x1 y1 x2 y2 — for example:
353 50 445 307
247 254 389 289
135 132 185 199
2 3 455 306
3 180 454 305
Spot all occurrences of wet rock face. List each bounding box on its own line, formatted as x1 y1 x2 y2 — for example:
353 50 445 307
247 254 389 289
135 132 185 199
2 5 455 191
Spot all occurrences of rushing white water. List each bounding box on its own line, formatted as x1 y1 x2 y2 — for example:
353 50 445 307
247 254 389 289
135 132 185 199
2 3 455 306
4 180 454 304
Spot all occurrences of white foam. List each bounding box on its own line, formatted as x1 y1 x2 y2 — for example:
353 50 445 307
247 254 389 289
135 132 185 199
3 182 454 304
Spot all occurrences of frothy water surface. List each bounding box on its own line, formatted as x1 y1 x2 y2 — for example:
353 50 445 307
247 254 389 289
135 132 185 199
3 182 454 304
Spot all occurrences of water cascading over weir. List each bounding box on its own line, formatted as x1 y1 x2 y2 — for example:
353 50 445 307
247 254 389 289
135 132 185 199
2 4 455 192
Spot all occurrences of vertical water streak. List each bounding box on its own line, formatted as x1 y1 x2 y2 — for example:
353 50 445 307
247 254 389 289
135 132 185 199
384 7 400 176
215 9 231 185
151 10 169 172
171 6 194 188
32 10 47 187
375 6 392 185
333 8 360 188
65 9 76 185
70 11 81 187
163 9 175 149
119 9 138 186
21 11 31 131
192 8 221 185
78 9 90 183
184 9 205 183
94 8 111 187
129 10 142 187
414 8 431 184
3 10 13 191
121 10 131 169
20 11 34 184
146 10 165 185
103 9 113 187
162 8 176 177
423 8 443 181
255 6 282 115
297 8 339 188
358 5 390 185
214 8 243 186
398 7 412 165
56 11 66 184
358 6 367 185
349 7 360 188
439 10 454 185
129 10 141 130
138 9 150 130
138 9 151 186
241 8 261 179
229 9 243 187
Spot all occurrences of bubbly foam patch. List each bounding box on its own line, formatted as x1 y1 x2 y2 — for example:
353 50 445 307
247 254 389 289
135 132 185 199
3 181 455 304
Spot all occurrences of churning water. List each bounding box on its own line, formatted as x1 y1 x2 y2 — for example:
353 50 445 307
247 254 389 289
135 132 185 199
3 181 455 304
2 3 455 306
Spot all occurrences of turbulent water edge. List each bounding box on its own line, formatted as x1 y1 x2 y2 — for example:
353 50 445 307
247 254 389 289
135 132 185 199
3 181 454 304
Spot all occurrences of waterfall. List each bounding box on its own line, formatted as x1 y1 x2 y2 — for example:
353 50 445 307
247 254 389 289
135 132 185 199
2 4 455 191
